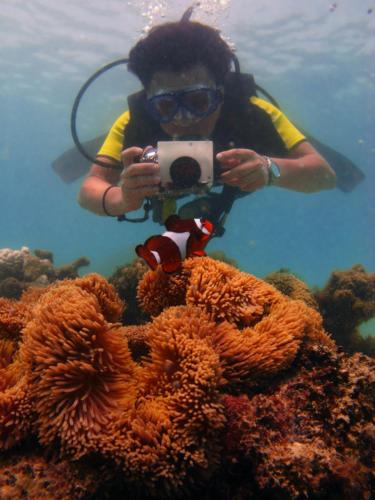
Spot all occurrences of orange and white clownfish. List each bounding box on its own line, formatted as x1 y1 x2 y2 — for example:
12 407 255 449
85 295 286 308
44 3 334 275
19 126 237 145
135 215 214 274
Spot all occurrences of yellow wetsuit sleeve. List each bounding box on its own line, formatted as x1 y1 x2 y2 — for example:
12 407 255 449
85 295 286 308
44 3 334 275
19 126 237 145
97 110 131 162
250 96 306 150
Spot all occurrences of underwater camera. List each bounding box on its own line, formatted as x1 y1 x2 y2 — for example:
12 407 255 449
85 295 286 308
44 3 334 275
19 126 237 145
138 140 215 197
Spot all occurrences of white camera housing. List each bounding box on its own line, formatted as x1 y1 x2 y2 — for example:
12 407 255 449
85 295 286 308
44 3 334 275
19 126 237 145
157 140 213 197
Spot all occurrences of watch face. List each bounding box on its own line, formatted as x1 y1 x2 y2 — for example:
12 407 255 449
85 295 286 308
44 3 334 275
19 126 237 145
270 160 281 178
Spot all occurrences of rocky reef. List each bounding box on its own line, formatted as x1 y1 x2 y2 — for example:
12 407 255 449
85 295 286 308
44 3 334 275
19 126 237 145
0 247 89 299
314 264 375 355
265 265 375 356
0 255 374 499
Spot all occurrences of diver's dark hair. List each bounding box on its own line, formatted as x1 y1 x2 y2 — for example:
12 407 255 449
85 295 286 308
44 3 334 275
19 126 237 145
128 21 234 87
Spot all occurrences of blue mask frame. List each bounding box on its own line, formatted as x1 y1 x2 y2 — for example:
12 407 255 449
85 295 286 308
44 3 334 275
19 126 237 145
146 86 224 124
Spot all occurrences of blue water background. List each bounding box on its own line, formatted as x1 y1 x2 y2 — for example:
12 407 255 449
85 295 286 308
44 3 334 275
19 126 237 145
1 1 374 331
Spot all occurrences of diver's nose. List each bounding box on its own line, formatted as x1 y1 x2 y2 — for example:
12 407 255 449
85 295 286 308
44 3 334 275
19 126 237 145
172 107 199 127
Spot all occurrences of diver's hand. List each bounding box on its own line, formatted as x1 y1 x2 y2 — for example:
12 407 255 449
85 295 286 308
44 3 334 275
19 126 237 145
216 148 269 192
120 146 161 211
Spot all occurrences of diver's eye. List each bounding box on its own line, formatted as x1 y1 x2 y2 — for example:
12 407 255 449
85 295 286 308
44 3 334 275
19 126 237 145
155 97 177 118
184 90 211 113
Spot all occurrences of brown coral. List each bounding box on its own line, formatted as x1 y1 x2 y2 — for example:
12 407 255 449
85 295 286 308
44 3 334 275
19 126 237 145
265 268 319 310
19 275 137 459
314 264 375 354
0 446 102 499
220 344 375 499
109 258 150 324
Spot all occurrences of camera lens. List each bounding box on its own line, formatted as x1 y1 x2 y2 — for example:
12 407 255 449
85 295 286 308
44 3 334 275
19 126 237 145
170 156 201 189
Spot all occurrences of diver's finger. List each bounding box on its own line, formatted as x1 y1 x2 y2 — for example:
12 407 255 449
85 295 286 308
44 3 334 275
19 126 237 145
121 146 144 167
121 163 160 179
241 178 265 192
123 173 161 189
220 162 259 182
124 185 160 198
216 148 257 164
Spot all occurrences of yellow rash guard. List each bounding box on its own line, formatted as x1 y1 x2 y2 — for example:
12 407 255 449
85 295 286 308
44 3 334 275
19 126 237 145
97 97 306 162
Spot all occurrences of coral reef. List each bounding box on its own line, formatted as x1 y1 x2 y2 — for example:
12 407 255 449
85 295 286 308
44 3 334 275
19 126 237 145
265 268 319 310
0 445 102 499
220 344 374 500
0 247 29 281
0 259 373 499
0 247 90 299
54 257 91 280
314 264 375 355
109 258 149 324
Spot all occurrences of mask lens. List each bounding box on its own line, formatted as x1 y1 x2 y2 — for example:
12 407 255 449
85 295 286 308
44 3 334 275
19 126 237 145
155 97 176 117
184 88 222 117
183 89 212 114
148 95 178 122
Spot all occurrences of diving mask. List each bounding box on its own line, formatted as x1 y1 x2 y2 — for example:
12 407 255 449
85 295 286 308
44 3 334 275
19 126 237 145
146 85 223 124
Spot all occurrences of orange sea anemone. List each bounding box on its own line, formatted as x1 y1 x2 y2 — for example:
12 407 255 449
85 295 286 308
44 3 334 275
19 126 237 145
137 257 284 326
0 372 33 450
74 272 125 322
184 257 283 326
117 324 150 361
210 298 329 386
0 306 33 450
19 277 138 459
101 305 226 495
0 297 31 342
137 266 189 316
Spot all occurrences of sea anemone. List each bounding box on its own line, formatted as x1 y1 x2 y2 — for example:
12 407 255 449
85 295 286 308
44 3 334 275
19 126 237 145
19 277 138 459
137 257 284 326
0 372 33 450
74 272 125 322
0 297 31 342
0 299 33 450
184 257 284 327
101 305 226 496
117 324 150 362
137 266 189 316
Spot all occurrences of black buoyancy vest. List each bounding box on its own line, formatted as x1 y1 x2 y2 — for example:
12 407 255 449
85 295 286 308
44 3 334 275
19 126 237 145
122 72 289 160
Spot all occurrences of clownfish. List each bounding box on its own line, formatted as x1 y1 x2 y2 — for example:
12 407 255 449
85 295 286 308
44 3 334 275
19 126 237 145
135 215 214 274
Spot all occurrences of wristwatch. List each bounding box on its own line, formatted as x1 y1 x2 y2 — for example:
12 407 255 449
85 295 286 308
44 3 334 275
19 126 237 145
264 156 281 186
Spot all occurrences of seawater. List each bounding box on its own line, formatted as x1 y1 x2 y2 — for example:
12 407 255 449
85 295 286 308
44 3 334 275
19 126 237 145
0 0 374 331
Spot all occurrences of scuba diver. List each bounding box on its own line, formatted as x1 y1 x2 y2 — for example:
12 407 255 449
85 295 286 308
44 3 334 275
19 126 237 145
71 15 361 236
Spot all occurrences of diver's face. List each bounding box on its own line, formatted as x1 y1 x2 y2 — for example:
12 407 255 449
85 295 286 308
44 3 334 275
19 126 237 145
146 64 223 138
